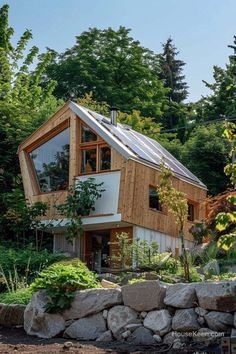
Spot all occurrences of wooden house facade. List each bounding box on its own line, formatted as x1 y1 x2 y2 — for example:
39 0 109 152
18 101 207 271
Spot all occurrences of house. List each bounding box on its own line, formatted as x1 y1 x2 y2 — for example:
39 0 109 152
18 101 207 270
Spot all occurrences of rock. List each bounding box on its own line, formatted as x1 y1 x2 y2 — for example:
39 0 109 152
143 309 172 336
98 273 119 283
204 311 233 331
96 330 113 342
153 334 162 343
63 342 74 349
197 316 205 326
107 305 139 339
231 328 236 338
125 323 142 332
163 331 188 345
140 311 147 318
195 307 208 316
121 330 131 339
120 273 143 286
234 312 236 328
64 312 106 340
0 303 26 327
127 326 156 345
195 281 236 312
63 288 122 320
101 279 120 289
173 339 185 349
203 260 220 276
24 291 65 339
122 281 168 312
193 328 222 345
172 308 200 332
103 310 108 319
164 283 197 308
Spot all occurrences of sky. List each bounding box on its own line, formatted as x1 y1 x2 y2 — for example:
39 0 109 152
3 0 236 102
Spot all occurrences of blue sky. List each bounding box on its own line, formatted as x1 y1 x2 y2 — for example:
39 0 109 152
3 0 236 102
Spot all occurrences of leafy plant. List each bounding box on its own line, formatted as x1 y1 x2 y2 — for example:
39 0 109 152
158 162 190 281
56 178 105 244
108 232 132 269
31 260 100 313
189 222 209 245
0 287 32 305
132 239 159 268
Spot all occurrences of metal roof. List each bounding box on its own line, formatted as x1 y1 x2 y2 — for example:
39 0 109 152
69 102 206 189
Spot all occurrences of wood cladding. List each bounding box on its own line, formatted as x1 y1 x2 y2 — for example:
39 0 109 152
118 160 206 241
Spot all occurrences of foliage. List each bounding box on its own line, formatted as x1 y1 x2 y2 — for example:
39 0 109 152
56 178 105 244
108 232 132 269
31 260 100 313
189 222 209 245
181 124 229 196
0 4 62 241
0 245 67 286
132 239 159 268
158 162 190 281
128 277 146 285
0 287 32 305
0 178 48 247
45 26 170 118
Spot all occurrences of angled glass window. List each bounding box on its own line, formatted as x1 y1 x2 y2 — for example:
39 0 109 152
30 128 70 192
81 124 97 143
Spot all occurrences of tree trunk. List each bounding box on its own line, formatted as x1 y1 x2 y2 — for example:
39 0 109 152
179 226 190 282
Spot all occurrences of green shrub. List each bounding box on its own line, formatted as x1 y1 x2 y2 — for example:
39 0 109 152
31 260 100 313
128 277 146 285
0 287 33 305
0 245 68 285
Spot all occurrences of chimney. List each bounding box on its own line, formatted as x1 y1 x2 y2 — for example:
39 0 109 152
110 106 118 126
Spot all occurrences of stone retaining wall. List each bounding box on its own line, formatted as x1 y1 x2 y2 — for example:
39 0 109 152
24 280 236 348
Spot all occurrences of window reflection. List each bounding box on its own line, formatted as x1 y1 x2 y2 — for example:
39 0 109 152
149 186 162 211
100 146 111 170
81 124 97 143
81 149 97 173
30 128 70 192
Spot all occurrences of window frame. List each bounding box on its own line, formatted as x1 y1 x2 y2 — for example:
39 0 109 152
148 185 163 213
78 122 111 175
187 201 196 222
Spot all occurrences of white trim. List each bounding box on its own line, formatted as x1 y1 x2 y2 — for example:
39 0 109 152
69 102 135 160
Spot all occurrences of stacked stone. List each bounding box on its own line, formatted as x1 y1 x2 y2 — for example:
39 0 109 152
23 280 236 347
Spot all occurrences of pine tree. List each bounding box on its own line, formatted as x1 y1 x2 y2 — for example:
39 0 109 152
160 37 188 103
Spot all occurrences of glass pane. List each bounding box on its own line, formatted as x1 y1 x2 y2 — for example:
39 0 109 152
81 124 97 143
30 128 70 192
149 187 162 211
100 146 111 170
81 149 97 173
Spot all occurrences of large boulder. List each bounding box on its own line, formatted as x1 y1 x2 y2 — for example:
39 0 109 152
64 312 106 340
195 281 236 312
143 309 172 336
107 305 139 339
203 260 220 276
122 281 168 312
127 326 156 345
0 303 26 327
164 283 197 308
193 328 223 346
234 312 236 328
172 308 200 332
96 330 113 342
63 288 122 320
24 291 65 338
204 311 234 331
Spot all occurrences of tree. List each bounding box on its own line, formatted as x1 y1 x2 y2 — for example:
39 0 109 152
181 124 229 195
0 4 62 241
159 37 188 103
45 26 169 118
158 162 190 281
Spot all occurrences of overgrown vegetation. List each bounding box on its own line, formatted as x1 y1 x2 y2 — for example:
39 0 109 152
31 259 100 313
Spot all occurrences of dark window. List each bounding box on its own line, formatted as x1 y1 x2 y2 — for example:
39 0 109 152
100 146 111 171
149 186 162 211
81 148 97 173
30 128 70 192
188 203 195 221
81 124 97 143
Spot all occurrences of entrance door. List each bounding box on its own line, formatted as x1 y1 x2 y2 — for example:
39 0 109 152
85 230 110 272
